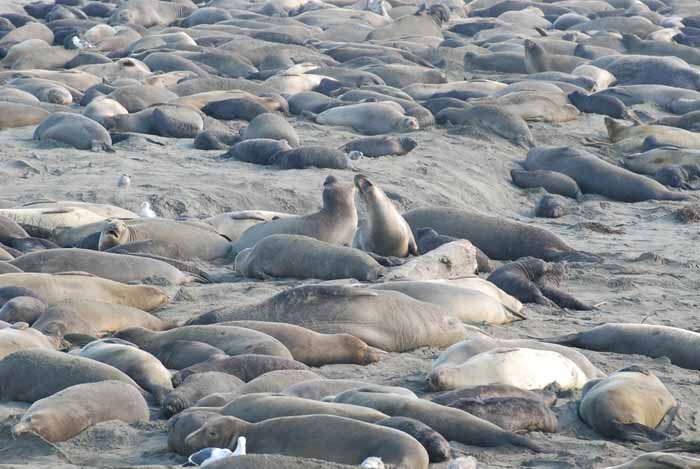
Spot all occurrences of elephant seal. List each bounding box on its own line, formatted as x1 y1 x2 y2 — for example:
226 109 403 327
524 40 586 74
223 139 291 165
436 105 534 148
568 91 630 120
310 102 420 135
162 371 243 417
232 176 358 253
235 235 384 281
428 347 589 392
205 210 294 244
10 248 198 285
353 175 417 258
368 281 525 325
168 409 220 455
0 323 59 358
241 113 300 147
33 112 112 151
333 390 549 452
0 296 47 324
173 354 309 385
202 97 279 122
463 51 527 74
524 146 688 202
414 229 493 273
109 0 195 27
78 339 173 404
83 96 128 125
510 169 582 199
32 300 167 338
0 349 139 402
375 417 450 463
431 384 557 408
284 379 417 401
12 380 148 443
487 257 592 310
154 340 225 370
0 273 167 311
221 321 383 366
185 414 429 468
536 195 570 219
0 102 49 129
446 396 558 434
403 207 599 262
102 104 204 138
539 323 700 371
113 325 292 360
187 285 477 353
98 219 231 261
270 146 353 170
340 135 418 157
578 366 677 442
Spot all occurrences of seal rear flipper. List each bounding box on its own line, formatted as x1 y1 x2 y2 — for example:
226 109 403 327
657 405 680 435
607 421 670 442
527 331 583 346
367 252 407 267
539 286 593 310
548 250 603 263
507 433 553 453
639 438 700 453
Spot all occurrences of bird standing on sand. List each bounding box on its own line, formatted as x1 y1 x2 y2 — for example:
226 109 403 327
117 174 131 189
139 202 156 218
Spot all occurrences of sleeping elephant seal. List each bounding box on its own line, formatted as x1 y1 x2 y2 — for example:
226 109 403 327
187 285 479 353
403 207 600 262
205 210 294 244
113 325 292 360
154 340 225 370
185 414 429 468
578 366 677 442
12 380 148 443
241 113 300 147
162 371 243 417
524 39 586 74
98 218 231 261
0 273 168 311
340 135 418 157
510 169 582 199
10 248 199 285
33 112 112 151
435 105 534 148
78 339 173 404
109 0 196 27
0 296 47 324
333 390 549 452
375 417 451 463
284 379 417 402
235 235 385 281
310 102 420 135
0 323 59 358
173 354 309 385
101 104 204 138
220 321 383 366
353 175 417 258
232 176 358 253
446 396 558 434
431 384 557 408
415 228 493 272
524 146 689 202
223 139 291 165
538 323 700 371
0 102 49 129
270 146 353 170
487 257 592 310
0 349 140 402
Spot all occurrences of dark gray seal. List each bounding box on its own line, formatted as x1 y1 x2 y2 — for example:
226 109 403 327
446 397 558 434
375 417 450 463
568 91 631 120
510 169 582 199
436 104 534 148
173 354 309 385
241 112 300 147
536 194 569 218
270 146 353 170
340 135 418 157
222 138 291 165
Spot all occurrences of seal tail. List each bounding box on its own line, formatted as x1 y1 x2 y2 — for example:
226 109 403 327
508 433 553 453
539 286 594 310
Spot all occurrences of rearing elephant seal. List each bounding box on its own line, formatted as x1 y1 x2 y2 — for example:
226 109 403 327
353 175 417 258
578 366 678 442
231 176 358 253
185 414 429 468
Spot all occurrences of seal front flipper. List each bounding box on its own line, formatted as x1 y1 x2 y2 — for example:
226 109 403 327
539 285 593 310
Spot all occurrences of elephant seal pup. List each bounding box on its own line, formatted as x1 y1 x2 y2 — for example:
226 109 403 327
284 379 417 401
186 414 429 468
173 354 309 385
83 96 128 125
223 139 290 165
428 347 589 392
0 349 139 402
98 219 231 261
375 417 450 463
524 40 586 74
436 105 534 148
235 235 385 281
340 135 418 157
232 176 358 253
220 321 383 366
270 146 353 170
162 371 243 417
113 325 292 360
154 340 225 370
102 104 204 139
241 113 300 147
32 300 167 338
0 296 47 324
415 229 493 272
0 323 59 359
446 397 558 434
33 112 112 151
0 273 168 311
354 175 416 258
536 195 570 219
525 146 688 202
368 281 525 325
309 102 420 135
380 239 478 281
403 207 600 262
578 366 677 442
510 169 582 199
219 393 389 423
431 384 557 408
538 323 700 371
568 91 631 120
12 380 148 443
205 210 294 244
333 390 549 452
487 257 592 310
168 409 220 455
187 285 478 353
78 339 173 404
10 248 198 285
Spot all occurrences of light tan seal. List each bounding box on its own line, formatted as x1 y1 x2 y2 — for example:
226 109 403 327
0 322 59 359
13 380 148 443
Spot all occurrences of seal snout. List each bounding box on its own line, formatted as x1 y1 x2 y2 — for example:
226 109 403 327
354 174 374 193
323 175 338 186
